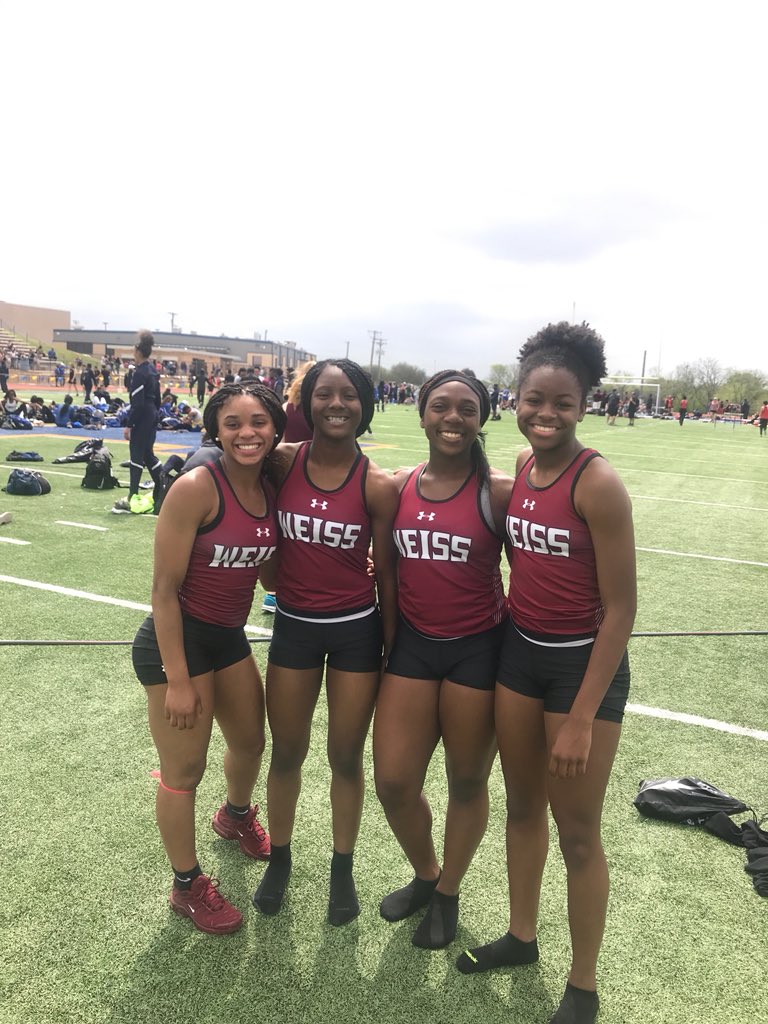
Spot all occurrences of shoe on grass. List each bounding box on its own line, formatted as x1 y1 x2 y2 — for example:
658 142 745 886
0 512 12 526
169 874 243 935
262 593 277 613
111 498 131 514
212 803 271 860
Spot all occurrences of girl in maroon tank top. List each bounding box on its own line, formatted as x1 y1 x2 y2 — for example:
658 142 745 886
253 359 399 925
373 370 513 950
136 383 286 936
458 324 636 1024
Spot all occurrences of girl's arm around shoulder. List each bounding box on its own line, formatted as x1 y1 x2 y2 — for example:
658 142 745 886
269 441 303 489
365 465 400 658
488 466 515 538
392 466 413 495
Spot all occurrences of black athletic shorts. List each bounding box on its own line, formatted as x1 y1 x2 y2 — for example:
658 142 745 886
268 606 383 673
132 614 252 686
385 615 506 691
496 621 630 723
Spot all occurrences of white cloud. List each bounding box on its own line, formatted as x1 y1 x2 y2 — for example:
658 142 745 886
2 1 767 380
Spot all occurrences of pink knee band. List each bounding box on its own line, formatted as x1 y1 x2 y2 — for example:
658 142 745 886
158 778 195 796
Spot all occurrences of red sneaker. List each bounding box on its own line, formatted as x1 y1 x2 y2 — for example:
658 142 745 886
212 803 271 860
169 875 243 934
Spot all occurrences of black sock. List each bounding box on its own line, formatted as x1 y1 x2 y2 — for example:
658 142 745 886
172 863 202 890
380 873 440 922
252 843 291 915
328 850 360 926
412 890 459 949
549 983 599 1024
226 801 250 819
456 931 539 974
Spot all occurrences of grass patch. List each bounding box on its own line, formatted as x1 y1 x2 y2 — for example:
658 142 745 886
1 409 766 1024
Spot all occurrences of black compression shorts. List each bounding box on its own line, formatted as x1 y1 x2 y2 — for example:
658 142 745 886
268 606 383 672
385 615 506 691
132 614 252 686
496 621 630 723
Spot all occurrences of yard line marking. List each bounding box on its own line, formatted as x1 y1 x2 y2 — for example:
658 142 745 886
636 547 768 568
630 494 768 513
615 468 768 486
0 537 31 545
0 574 273 636
0 464 85 479
55 521 109 531
627 703 768 742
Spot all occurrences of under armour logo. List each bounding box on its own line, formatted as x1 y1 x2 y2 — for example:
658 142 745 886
417 511 436 521
310 499 329 510
522 499 536 510
255 528 270 538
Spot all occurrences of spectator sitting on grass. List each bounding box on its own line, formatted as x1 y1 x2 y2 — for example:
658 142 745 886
177 403 203 431
1 390 33 427
54 394 77 427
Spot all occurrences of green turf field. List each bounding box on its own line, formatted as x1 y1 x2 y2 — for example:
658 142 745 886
1 409 766 1024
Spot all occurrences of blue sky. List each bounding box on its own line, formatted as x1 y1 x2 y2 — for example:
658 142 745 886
3 1 767 379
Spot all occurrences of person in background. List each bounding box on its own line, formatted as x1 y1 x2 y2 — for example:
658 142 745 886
758 400 768 436
1 389 32 427
112 331 163 514
679 395 688 426
54 394 77 428
626 392 639 427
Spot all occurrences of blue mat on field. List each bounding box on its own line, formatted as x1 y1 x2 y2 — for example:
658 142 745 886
24 426 203 450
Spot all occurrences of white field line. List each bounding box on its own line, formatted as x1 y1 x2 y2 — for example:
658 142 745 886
55 521 108 531
636 547 768 568
614 467 768 486
0 464 84 479
0 574 763 739
0 575 273 636
630 494 768 513
627 703 768 742
0 537 30 545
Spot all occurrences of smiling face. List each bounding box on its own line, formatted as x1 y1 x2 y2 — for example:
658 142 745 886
310 365 362 438
215 393 276 467
515 365 586 451
420 380 481 457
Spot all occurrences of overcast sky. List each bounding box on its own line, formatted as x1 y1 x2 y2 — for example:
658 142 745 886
3 1 767 380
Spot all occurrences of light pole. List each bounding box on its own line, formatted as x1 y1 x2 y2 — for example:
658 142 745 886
168 312 177 332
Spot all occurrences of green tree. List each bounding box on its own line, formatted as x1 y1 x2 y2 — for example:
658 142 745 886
389 361 427 384
488 362 518 387
721 369 767 412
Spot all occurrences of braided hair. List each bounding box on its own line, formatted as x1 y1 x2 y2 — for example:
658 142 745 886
203 381 287 484
300 358 375 438
418 369 491 488
518 322 607 400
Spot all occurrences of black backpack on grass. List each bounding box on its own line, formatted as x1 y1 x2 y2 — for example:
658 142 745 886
81 448 120 490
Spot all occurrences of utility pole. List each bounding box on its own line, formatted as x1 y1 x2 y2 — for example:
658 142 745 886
368 330 381 376
168 312 177 332
345 340 350 359
102 322 108 333
374 335 386 380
